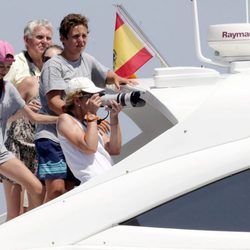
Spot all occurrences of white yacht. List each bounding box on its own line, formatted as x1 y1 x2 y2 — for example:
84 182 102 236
1 0 250 249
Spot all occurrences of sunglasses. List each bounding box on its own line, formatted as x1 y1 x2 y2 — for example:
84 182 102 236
79 92 104 99
79 93 94 99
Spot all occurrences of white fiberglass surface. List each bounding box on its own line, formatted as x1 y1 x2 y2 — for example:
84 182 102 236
79 225 250 249
1 136 250 249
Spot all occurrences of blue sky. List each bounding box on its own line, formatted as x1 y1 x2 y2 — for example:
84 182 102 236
0 0 246 213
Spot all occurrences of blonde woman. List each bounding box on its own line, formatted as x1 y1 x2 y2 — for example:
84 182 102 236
57 77 122 184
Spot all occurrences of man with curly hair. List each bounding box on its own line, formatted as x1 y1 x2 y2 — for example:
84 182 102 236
35 13 134 202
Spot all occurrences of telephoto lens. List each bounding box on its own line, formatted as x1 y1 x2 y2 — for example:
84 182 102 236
100 91 146 108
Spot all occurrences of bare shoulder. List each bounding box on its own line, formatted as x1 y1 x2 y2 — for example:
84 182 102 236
57 113 83 140
58 113 71 121
58 113 74 129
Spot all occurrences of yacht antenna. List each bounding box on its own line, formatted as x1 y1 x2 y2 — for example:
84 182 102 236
191 0 229 67
246 0 249 22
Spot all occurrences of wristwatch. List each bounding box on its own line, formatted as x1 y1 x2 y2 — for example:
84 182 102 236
85 112 99 122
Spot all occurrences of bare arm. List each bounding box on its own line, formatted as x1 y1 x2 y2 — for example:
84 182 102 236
21 105 57 124
57 113 99 154
106 70 137 90
57 94 102 154
46 90 65 115
16 76 39 103
104 100 122 155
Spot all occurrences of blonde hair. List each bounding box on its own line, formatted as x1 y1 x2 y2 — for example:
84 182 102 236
63 90 84 113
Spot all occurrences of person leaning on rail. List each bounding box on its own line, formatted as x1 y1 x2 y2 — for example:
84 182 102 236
57 77 122 184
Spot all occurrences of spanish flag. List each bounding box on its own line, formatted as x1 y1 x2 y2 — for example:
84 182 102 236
113 12 153 78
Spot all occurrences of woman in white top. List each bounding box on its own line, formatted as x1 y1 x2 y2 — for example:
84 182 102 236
57 77 122 184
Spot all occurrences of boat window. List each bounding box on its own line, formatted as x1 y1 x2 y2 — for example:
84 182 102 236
122 169 250 232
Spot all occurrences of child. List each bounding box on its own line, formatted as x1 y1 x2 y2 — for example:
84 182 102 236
0 40 57 220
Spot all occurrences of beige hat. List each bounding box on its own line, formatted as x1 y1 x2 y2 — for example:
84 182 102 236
65 77 104 95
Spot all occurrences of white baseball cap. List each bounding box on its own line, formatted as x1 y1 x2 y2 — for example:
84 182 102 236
65 77 104 95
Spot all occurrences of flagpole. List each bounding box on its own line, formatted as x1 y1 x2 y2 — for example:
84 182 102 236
114 4 169 67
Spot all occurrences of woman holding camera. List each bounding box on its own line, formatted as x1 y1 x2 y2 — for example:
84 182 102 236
57 77 122 184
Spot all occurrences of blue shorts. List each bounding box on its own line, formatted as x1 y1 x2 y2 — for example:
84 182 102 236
35 138 80 185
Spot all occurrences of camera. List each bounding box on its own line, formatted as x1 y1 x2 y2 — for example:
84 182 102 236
100 91 146 108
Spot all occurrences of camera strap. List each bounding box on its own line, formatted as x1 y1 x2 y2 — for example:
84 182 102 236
97 110 110 125
81 110 109 128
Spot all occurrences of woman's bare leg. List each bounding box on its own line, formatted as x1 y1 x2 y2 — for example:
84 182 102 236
2 180 22 221
0 158 43 209
26 187 45 211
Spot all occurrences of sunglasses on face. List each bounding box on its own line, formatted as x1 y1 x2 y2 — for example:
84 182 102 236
79 92 104 99
79 93 94 99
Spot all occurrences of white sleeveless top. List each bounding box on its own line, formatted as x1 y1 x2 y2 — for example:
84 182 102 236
58 117 113 184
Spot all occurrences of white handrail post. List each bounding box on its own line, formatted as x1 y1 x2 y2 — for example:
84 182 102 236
191 0 228 67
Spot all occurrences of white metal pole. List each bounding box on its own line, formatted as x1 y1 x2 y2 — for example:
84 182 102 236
191 0 228 67
246 0 249 23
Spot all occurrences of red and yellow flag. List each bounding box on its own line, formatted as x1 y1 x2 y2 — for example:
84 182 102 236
113 12 153 78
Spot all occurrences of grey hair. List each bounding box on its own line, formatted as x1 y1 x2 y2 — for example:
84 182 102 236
24 19 53 38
